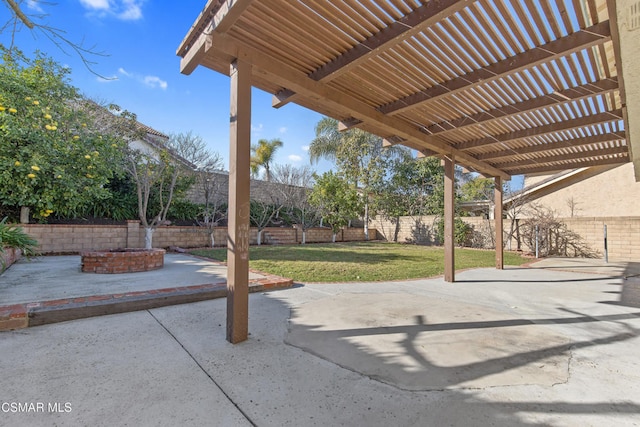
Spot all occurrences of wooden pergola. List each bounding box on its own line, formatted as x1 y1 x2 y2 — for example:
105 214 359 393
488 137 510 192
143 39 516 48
178 0 640 343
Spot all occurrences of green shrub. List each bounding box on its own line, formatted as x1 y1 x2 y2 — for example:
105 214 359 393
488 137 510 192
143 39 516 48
435 217 473 247
0 217 38 258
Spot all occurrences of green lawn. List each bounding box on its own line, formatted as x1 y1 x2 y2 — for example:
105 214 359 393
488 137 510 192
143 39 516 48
190 242 530 283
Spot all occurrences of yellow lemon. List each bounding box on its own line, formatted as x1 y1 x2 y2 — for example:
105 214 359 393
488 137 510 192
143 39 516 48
73 135 80 140
44 114 52 119
27 173 36 179
9 108 17 113
14 161 20 166
0 106 5 111
31 165 40 171
33 100 39 105
84 155 91 159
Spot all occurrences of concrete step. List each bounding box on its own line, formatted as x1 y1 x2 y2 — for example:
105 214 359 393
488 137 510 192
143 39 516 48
263 229 298 245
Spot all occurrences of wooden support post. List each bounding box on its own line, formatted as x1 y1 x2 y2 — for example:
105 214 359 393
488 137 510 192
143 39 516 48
444 155 455 282
494 176 504 270
227 58 251 344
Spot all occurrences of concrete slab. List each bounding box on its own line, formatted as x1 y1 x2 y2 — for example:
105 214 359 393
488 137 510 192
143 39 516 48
0 254 265 306
1 266 639 426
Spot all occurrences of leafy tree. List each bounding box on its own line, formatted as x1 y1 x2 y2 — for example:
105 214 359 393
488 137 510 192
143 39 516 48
309 171 362 243
459 177 494 202
309 117 404 240
373 153 443 241
0 48 131 222
250 138 282 181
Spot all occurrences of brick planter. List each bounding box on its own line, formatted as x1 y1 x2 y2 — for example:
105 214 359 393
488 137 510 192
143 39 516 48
81 248 166 274
1 247 22 273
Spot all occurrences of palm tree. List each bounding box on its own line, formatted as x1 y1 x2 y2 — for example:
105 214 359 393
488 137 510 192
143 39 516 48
250 138 283 181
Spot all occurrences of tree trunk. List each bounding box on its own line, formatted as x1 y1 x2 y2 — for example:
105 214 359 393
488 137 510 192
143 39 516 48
332 233 337 243
393 217 400 242
210 231 215 248
302 230 307 245
364 201 369 240
257 229 262 246
144 227 154 249
20 206 29 224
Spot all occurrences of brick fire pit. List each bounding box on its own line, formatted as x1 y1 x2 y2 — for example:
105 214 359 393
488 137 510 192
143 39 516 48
81 248 166 274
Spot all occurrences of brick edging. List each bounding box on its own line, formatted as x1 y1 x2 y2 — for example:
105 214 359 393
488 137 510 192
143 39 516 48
0 277 293 332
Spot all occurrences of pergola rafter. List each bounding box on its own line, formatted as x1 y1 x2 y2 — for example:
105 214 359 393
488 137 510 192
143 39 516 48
422 78 619 136
455 109 623 150
378 21 612 116
477 132 626 160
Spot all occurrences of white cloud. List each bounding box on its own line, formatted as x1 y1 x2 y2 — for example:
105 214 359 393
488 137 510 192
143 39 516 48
118 0 142 20
79 0 145 21
26 0 44 12
302 145 310 152
143 75 167 90
288 154 302 162
79 0 110 11
115 67 167 90
279 127 287 134
251 123 263 133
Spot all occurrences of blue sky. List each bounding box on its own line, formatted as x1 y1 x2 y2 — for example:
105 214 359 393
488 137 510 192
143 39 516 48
3 0 523 188
2 0 330 174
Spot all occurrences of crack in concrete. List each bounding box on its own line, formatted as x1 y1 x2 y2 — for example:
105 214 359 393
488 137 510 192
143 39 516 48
146 310 257 427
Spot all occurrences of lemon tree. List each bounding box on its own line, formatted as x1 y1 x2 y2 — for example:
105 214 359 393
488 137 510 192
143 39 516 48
0 48 132 220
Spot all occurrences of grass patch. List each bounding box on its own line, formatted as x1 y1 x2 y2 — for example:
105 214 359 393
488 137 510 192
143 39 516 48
190 242 530 283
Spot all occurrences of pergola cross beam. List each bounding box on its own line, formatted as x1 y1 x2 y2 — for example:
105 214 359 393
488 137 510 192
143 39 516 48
454 109 623 150
423 78 619 136
379 21 611 116
476 132 626 160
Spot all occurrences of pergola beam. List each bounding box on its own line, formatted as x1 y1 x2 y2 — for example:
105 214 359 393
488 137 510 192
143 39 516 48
277 0 473 108
338 118 363 132
494 146 630 169
207 33 510 180
422 78 619 136
177 0 253 57
454 109 623 151
379 21 611 115
476 132 626 160
503 156 629 175
309 0 473 82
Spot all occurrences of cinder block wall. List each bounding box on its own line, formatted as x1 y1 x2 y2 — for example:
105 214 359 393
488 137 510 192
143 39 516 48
372 215 640 262
18 222 376 254
21 224 128 253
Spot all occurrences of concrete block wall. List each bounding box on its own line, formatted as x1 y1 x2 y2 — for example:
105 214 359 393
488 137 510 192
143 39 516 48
22 224 128 253
372 215 640 262
18 222 376 254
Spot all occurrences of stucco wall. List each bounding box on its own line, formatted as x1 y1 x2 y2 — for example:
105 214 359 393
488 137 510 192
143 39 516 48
522 163 640 217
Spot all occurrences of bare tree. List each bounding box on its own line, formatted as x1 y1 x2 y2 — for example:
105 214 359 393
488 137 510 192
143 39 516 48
2 0 110 78
195 169 226 247
566 197 581 218
271 164 320 244
126 132 218 248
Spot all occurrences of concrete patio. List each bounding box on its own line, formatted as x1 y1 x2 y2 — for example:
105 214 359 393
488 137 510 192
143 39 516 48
1 259 639 426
